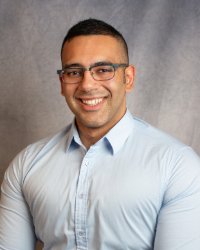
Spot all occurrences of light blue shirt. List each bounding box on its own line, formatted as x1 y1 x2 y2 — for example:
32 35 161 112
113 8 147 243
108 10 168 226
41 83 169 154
1 110 200 250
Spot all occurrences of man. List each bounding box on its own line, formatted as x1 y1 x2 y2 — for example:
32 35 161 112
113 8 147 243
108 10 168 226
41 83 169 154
0 18 200 250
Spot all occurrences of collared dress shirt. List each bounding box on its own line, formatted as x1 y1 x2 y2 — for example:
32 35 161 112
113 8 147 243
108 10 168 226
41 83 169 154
1 110 200 250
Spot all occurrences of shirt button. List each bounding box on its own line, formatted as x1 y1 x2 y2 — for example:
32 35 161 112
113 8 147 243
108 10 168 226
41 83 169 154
79 231 84 236
79 193 84 199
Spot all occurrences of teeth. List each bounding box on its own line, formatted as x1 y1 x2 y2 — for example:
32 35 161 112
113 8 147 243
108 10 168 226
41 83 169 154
82 98 103 106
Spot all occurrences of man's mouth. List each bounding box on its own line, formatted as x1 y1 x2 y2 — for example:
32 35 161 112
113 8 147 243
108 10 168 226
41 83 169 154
81 98 103 106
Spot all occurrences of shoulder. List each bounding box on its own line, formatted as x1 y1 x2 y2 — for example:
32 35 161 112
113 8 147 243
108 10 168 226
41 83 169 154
130 114 200 172
132 116 184 147
130 115 200 202
131 115 196 155
26 124 71 156
23 124 71 160
4 124 72 184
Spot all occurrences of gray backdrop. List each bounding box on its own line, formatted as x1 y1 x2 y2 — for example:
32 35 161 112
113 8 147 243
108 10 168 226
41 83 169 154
1 0 200 185
0 1 200 247
1 0 200 183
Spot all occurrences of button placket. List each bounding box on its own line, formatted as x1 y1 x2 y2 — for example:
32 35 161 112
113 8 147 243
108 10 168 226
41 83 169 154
74 157 90 250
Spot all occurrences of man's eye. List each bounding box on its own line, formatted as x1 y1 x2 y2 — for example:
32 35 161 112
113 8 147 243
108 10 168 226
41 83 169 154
96 67 113 73
65 69 82 77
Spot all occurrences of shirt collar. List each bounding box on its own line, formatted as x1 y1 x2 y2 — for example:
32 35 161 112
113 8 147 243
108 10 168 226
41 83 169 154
104 109 134 154
65 109 134 155
65 120 84 152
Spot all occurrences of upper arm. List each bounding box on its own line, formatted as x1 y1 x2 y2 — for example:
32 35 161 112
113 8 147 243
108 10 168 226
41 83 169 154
0 151 36 250
154 148 200 249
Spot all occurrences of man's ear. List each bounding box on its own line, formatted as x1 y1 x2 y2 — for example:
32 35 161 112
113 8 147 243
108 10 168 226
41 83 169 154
125 65 135 93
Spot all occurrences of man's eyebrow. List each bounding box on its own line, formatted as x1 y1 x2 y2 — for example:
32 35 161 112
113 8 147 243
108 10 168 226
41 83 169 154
62 61 113 69
62 63 82 69
91 61 113 67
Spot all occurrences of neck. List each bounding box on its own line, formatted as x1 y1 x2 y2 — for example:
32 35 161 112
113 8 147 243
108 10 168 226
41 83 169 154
75 109 127 149
76 125 108 150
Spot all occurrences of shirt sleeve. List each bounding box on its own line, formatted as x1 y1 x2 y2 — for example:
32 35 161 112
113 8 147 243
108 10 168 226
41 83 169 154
154 147 200 250
0 149 36 250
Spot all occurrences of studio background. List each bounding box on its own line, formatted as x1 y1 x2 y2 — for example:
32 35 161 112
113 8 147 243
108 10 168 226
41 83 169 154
0 1 200 248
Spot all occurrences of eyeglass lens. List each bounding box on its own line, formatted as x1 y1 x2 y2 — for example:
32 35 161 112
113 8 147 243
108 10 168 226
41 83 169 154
62 65 115 83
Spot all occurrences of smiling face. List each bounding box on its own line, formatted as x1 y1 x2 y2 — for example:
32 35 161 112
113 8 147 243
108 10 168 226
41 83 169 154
60 35 135 144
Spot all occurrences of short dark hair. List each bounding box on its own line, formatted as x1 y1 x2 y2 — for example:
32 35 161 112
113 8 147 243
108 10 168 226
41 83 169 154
61 18 129 62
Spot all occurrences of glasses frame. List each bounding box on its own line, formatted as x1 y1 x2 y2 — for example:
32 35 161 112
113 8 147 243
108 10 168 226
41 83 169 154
57 63 129 84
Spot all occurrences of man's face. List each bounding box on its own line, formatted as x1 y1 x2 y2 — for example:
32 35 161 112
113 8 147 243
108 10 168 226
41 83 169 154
60 35 135 134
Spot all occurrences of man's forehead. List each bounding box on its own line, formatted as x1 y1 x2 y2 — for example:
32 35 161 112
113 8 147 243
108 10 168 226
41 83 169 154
61 35 127 64
63 34 122 48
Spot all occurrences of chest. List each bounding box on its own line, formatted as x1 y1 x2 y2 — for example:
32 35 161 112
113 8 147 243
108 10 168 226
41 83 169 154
23 149 163 221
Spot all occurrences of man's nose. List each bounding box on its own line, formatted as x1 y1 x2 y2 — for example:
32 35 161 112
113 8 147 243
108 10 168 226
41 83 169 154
79 70 96 90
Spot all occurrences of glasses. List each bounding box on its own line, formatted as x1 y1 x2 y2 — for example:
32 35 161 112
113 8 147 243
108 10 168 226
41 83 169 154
57 63 128 84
